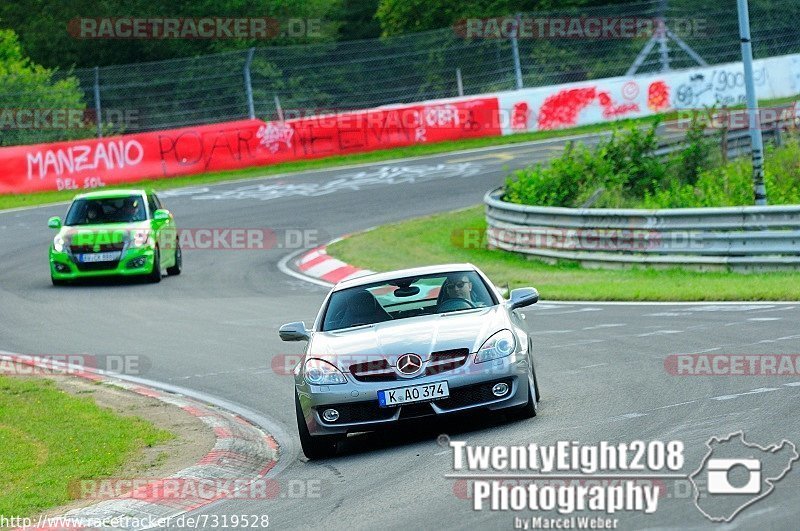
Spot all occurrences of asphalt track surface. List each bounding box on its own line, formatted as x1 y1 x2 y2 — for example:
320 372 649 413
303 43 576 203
1 136 799 530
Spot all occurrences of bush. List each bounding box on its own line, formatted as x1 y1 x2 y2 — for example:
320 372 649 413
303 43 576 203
504 118 800 209
504 122 665 208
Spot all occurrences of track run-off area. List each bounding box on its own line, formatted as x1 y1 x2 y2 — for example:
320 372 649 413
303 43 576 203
1 136 798 529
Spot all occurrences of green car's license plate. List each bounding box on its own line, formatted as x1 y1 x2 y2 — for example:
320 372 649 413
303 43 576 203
78 252 121 263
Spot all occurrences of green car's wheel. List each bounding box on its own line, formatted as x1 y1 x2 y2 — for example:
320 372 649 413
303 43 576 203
148 246 162 283
166 240 181 276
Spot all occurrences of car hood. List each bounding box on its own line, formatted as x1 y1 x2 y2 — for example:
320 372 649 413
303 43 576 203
308 305 510 371
58 221 151 245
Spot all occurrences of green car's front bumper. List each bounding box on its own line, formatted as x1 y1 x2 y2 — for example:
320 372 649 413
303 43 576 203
49 245 156 280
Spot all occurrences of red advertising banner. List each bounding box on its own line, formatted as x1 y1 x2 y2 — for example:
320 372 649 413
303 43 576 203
0 97 500 194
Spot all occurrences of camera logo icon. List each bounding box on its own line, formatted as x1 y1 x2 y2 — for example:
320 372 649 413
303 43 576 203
690 431 798 522
706 458 761 494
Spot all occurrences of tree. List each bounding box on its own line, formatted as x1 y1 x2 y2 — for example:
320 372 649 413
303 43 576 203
0 0 341 69
0 29 88 146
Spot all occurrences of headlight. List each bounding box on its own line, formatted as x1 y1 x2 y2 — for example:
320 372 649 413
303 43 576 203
475 329 516 363
53 234 65 252
304 358 347 385
130 229 154 248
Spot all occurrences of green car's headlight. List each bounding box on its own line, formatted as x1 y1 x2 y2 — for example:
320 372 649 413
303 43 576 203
304 358 347 385
53 234 65 252
475 329 516 363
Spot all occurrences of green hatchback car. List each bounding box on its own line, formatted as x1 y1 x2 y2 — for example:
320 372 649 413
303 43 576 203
48 189 181 285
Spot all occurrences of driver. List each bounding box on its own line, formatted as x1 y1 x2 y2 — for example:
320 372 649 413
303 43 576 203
86 204 100 222
439 272 487 309
120 197 142 221
445 273 474 301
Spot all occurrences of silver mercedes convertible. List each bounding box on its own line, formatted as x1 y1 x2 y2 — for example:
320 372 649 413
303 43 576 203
279 263 541 459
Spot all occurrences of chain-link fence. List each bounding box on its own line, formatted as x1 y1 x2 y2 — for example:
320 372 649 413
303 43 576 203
3 0 800 146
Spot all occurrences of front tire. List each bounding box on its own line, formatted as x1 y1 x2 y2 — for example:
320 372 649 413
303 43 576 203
148 247 162 283
51 274 66 286
295 393 340 460
510 359 539 421
166 241 181 276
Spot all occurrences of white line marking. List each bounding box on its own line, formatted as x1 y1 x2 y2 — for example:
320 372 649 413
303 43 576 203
710 387 780 400
747 317 782 321
609 413 648 420
549 339 606 349
578 363 608 369
650 400 699 410
783 382 800 387
636 330 683 337
582 324 626 330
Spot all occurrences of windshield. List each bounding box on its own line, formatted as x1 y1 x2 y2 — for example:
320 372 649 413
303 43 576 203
65 196 147 225
321 271 496 332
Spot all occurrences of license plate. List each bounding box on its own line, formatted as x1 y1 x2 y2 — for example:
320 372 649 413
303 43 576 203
378 381 449 407
78 252 121 263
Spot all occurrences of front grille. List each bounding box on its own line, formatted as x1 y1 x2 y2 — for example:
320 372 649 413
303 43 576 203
435 378 514 411
74 261 120 272
349 348 471 382
349 359 397 383
426 348 469 376
399 402 434 419
70 242 125 253
323 401 395 423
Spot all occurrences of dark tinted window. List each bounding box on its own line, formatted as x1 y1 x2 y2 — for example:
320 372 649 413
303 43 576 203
321 271 496 331
65 196 147 225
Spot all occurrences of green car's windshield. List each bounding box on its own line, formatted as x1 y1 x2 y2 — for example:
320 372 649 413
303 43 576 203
65 196 147 225
321 270 497 332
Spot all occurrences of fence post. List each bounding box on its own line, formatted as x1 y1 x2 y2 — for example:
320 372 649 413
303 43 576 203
510 13 523 90
456 68 464 97
737 0 767 205
274 94 284 122
93 67 103 138
244 48 256 119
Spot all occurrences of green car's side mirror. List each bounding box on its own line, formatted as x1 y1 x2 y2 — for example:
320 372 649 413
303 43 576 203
153 209 170 222
48 216 62 229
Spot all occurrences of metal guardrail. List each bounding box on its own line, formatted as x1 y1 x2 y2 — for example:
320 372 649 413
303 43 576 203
484 187 800 272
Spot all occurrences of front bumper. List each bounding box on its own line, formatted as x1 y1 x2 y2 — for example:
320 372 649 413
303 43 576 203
49 245 156 280
296 352 531 436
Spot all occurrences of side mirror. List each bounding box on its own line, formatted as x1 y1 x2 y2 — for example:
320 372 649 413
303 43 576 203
153 209 170 222
508 287 539 310
48 216 62 229
279 321 311 342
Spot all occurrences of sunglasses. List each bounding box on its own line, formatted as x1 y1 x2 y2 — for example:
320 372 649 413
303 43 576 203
449 280 471 288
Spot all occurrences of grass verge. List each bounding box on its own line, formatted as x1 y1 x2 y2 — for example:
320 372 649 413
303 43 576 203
3 94 795 211
0 376 172 518
327 206 800 301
